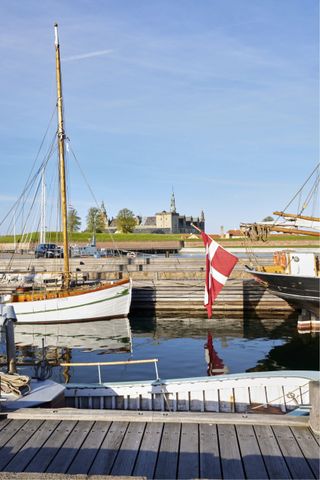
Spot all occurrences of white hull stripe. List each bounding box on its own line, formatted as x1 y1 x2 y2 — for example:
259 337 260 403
9 288 130 316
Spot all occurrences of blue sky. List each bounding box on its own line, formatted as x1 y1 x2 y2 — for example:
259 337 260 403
0 0 318 233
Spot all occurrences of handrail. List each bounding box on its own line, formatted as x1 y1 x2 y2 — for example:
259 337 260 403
60 358 159 384
60 359 158 367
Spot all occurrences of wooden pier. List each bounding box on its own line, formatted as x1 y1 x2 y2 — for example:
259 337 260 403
0 409 318 479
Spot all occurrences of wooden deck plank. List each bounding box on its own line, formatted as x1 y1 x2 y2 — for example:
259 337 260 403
67 421 111 474
236 425 268 479
0 419 44 471
154 422 181 479
133 422 163 478
310 430 320 446
46 420 94 473
178 423 199 479
0 419 27 451
25 420 77 473
0 418 11 433
88 421 128 476
272 425 315 479
254 425 291 479
111 421 146 476
0 416 318 479
291 426 320 478
3 420 61 473
218 424 245 479
199 423 221 479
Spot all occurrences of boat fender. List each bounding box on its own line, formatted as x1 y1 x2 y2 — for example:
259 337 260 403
280 252 287 268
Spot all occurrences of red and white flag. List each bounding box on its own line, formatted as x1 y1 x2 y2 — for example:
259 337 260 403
201 231 238 318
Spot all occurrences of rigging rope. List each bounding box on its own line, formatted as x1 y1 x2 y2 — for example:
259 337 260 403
67 141 126 262
274 162 320 224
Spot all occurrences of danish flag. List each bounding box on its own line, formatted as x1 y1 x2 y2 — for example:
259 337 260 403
201 231 238 318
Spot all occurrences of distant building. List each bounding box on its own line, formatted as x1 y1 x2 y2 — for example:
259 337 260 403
226 229 243 238
107 192 205 234
135 192 205 234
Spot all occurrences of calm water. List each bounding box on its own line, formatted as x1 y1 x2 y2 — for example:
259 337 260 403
2 312 318 385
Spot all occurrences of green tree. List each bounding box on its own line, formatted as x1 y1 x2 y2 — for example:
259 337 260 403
116 208 136 233
67 207 81 233
262 216 274 222
86 207 106 233
98 201 108 232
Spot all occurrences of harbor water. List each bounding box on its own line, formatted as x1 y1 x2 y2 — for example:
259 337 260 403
2 313 319 385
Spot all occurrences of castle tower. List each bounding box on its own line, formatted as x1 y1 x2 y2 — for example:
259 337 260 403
170 190 176 213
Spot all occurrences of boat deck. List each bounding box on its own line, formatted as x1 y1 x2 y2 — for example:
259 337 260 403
0 409 319 479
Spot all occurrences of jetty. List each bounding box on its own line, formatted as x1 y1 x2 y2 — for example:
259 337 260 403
0 405 319 479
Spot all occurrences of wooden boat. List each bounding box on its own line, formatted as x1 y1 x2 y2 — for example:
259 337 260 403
245 251 320 317
62 363 319 414
0 24 132 324
241 166 320 318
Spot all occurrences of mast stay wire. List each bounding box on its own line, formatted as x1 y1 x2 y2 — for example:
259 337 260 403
273 162 320 225
0 111 57 230
3 132 58 272
67 142 124 259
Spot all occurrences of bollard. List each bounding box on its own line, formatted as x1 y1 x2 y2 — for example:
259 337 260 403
5 320 17 374
309 380 320 435
5 306 17 375
0 306 17 375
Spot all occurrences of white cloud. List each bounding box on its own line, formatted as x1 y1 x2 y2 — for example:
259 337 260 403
63 49 113 62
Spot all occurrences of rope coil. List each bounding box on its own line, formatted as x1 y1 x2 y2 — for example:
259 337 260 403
0 372 31 398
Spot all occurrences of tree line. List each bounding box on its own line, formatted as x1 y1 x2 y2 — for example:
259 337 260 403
67 202 137 234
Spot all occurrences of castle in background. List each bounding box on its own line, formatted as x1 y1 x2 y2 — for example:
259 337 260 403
129 192 204 234
108 192 205 234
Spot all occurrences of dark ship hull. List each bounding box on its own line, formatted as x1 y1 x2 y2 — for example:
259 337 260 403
246 267 320 317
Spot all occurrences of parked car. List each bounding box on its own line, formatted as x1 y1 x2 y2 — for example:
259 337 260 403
34 243 64 258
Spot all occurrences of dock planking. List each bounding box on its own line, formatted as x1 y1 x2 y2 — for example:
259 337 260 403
0 414 319 479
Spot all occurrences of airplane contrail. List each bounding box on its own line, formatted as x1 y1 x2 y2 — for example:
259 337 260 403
63 49 113 62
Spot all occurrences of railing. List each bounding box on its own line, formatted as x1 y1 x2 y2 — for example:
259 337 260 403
60 358 159 384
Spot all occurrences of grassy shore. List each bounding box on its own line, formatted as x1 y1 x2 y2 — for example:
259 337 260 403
0 232 318 245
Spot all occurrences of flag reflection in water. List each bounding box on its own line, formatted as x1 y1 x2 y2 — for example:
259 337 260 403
204 331 229 376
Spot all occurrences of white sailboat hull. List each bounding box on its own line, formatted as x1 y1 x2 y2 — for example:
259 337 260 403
2 280 132 324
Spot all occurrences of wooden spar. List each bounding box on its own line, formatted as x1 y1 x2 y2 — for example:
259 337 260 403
268 226 320 237
54 23 70 288
273 211 320 222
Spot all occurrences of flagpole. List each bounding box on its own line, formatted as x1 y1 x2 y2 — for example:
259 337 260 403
191 223 202 234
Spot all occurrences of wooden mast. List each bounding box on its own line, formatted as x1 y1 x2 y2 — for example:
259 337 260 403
54 23 70 288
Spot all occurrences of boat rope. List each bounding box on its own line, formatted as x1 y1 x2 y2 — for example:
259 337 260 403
0 372 31 398
67 142 126 267
1 126 58 274
248 382 309 412
273 162 319 224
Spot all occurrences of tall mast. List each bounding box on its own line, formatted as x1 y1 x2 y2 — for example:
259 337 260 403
40 167 46 244
54 23 70 288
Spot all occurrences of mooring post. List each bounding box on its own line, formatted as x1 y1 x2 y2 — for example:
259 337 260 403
3 306 17 375
309 380 320 435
